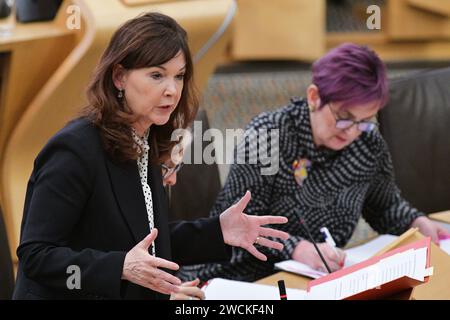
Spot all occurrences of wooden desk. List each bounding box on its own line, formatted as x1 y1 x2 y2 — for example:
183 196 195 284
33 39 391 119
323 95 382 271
429 210 450 233
429 210 450 224
256 271 310 291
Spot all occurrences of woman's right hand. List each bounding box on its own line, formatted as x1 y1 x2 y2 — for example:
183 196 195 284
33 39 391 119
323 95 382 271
122 228 182 295
292 240 346 272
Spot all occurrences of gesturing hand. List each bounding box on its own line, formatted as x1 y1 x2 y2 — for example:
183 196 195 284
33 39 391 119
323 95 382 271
219 191 289 261
122 228 182 295
170 278 205 300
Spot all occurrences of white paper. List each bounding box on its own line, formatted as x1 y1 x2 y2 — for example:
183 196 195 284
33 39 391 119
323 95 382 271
203 278 307 300
439 239 450 255
435 221 450 233
344 234 398 267
307 265 380 300
274 260 326 279
377 249 415 284
308 246 429 300
275 234 398 278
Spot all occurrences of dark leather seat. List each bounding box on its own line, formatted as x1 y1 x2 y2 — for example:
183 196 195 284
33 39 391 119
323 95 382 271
379 67 450 214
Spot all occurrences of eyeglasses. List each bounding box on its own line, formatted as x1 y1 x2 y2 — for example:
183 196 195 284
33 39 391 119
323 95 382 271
161 162 183 179
327 104 378 132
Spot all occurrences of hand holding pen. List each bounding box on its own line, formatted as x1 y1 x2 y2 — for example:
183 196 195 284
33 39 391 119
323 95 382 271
292 210 346 273
292 240 346 273
320 227 346 269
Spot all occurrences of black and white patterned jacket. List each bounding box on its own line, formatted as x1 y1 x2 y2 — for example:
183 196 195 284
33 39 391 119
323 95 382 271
178 97 424 282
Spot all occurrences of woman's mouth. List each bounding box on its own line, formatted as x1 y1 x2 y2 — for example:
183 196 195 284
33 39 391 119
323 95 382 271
158 104 172 110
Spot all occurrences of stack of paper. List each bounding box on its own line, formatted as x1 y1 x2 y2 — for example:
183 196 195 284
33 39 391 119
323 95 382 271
202 278 307 300
306 238 433 300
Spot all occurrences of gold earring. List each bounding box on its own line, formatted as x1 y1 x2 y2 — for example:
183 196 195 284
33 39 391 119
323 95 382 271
308 104 316 112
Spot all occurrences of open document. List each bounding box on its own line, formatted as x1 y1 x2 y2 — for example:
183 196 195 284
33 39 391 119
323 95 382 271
202 278 307 300
306 237 432 300
275 234 398 279
202 238 432 300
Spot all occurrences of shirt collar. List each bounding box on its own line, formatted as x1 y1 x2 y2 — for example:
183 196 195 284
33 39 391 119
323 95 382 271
131 127 150 152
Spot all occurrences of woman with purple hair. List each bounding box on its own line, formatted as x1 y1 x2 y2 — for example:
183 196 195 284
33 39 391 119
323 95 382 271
179 43 449 282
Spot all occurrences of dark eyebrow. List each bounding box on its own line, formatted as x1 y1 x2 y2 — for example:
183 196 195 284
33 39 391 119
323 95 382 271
152 65 186 72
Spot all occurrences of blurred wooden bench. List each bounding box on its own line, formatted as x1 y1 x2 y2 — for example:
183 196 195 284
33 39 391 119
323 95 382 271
231 0 450 62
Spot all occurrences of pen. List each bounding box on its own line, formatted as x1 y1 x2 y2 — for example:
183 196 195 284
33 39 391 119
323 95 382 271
321 227 345 268
320 227 338 254
295 210 332 274
277 280 287 300
320 227 336 247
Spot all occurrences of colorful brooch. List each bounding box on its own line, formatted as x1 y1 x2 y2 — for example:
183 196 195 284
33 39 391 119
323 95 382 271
293 158 311 186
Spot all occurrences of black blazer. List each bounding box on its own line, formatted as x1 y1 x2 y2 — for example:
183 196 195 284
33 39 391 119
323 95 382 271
13 118 230 300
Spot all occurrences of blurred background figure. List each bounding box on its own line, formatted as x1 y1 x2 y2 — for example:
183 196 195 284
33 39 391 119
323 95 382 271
162 129 192 188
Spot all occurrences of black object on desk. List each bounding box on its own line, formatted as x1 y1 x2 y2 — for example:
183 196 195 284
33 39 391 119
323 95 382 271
277 280 287 300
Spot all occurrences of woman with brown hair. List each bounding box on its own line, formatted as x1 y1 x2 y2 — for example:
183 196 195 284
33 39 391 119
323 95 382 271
12 12 288 300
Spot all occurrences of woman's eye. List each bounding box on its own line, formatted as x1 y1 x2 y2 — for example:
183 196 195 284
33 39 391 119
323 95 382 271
337 113 350 120
151 73 162 80
175 74 185 80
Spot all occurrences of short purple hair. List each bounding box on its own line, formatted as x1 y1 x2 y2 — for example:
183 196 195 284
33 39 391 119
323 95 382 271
312 43 388 110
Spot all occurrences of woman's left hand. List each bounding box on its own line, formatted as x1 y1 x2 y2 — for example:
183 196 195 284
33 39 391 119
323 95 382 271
219 191 289 261
411 216 450 244
170 278 205 300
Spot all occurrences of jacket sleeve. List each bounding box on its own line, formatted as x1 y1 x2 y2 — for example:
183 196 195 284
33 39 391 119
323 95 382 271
169 216 232 265
362 136 425 235
17 132 126 299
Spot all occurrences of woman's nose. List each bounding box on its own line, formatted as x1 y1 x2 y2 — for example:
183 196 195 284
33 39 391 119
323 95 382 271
164 80 177 96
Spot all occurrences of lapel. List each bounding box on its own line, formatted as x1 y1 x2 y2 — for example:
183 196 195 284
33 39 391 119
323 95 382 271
147 163 171 260
105 157 150 243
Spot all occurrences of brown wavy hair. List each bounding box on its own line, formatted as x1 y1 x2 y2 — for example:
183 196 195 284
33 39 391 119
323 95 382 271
82 12 198 163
